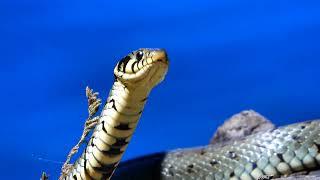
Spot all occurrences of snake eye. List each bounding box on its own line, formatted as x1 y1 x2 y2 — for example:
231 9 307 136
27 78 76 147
136 51 144 61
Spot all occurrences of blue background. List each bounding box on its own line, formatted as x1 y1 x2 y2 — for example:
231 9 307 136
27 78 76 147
1 0 320 179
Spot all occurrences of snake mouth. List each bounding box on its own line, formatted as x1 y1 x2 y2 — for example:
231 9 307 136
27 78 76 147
150 49 169 65
117 60 168 84
114 49 169 83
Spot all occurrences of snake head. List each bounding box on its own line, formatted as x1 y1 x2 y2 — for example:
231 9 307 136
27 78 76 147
114 48 169 89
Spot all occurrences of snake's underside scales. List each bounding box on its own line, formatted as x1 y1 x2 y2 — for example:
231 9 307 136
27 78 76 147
62 49 320 180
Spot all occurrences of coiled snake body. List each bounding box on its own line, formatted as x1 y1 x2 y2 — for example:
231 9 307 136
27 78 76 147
63 49 320 180
160 120 320 179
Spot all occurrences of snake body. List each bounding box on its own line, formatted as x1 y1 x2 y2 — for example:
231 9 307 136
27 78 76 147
63 48 320 180
113 120 320 180
63 48 169 180
160 120 320 179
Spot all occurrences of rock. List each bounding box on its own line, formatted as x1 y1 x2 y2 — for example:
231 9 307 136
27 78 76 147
210 110 275 144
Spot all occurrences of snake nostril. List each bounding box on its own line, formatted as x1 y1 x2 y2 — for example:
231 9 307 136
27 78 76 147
158 58 168 64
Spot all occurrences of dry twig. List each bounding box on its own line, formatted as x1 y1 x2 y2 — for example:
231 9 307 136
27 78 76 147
59 86 102 180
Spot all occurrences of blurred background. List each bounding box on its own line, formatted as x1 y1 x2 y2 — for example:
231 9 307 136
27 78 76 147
1 0 320 179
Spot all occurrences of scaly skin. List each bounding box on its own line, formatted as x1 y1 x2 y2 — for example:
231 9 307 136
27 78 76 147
113 120 320 180
63 48 169 180
161 120 320 179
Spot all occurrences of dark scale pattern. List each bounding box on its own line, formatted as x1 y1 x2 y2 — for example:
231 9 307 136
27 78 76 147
112 138 129 147
117 55 131 72
101 121 131 143
91 161 118 173
114 123 131 130
210 160 218 166
131 61 138 73
100 146 124 156
109 99 118 112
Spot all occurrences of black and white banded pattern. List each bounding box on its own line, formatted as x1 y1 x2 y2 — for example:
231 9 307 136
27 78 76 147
64 48 169 180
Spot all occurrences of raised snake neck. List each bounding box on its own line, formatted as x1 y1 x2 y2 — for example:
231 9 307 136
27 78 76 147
113 120 320 180
63 48 168 180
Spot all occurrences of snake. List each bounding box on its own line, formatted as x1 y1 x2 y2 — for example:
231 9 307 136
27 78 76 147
62 48 169 180
62 48 320 180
